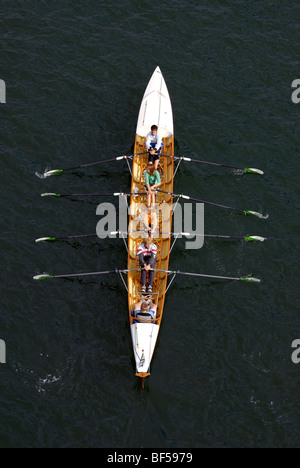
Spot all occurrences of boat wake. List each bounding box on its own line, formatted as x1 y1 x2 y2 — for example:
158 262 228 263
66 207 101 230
233 169 245 176
35 171 46 179
254 212 269 220
35 168 60 179
36 373 62 393
35 169 51 179
246 211 269 220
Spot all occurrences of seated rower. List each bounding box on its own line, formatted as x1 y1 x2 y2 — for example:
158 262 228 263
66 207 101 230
145 124 163 171
133 300 157 322
144 161 161 208
137 237 157 294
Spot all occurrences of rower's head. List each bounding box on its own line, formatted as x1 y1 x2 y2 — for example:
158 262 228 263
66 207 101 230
151 124 158 136
143 237 152 247
147 161 155 172
141 302 149 312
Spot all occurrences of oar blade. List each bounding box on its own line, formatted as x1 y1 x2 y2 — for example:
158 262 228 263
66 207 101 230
244 167 264 175
33 274 54 280
41 193 61 198
44 169 63 177
243 210 268 219
244 235 266 242
240 277 261 283
35 237 56 243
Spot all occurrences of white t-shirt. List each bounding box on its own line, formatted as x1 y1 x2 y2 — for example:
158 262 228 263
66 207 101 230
145 131 163 151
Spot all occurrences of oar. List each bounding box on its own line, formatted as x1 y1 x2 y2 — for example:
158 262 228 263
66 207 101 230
178 232 266 242
35 227 266 243
114 230 266 242
37 152 148 178
35 230 144 243
153 269 261 283
33 268 261 283
157 189 267 219
160 154 264 175
33 269 120 280
33 268 141 280
113 231 266 242
41 191 147 198
35 231 266 243
35 233 98 243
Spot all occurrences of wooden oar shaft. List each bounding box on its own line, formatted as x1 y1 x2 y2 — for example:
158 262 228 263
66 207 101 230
63 157 123 172
157 189 245 213
186 158 240 169
188 195 244 213
176 271 241 281
46 192 148 198
161 154 258 171
61 152 147 172
53 270 116 278
55 233 97 240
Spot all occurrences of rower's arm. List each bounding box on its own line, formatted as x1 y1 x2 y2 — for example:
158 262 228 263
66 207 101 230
145 132 151 150
138 252 146 268
144 171 151 189
155 134 162 150
150 301 157 312
148 247 157 267
156 171 161 185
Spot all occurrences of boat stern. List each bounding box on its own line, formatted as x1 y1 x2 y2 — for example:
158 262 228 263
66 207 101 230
131 323 160 375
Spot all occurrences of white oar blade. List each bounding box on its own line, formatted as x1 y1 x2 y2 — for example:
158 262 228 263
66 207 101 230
240 277 261 283
41 193 60 198
245 236 266 242
245 168 264 175
33 274 54 280
35 170 63 179
45 169 63 177
244 210 268 219
35 237 55 243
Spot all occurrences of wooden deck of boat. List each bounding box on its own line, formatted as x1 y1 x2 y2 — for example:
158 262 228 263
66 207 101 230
128 134 174 327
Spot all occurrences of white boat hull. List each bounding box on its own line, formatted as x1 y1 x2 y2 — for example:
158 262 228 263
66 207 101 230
136 66 173 138
131 323 160 375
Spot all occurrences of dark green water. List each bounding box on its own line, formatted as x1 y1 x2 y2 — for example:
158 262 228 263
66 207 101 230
1 0 299 448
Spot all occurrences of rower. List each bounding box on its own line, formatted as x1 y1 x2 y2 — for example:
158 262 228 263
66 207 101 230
144 161 161 208
145 124 163 171
137 237 157 294
133 300 157 322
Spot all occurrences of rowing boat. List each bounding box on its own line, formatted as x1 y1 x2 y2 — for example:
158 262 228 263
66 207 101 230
128 66 174 381
34 67 264 388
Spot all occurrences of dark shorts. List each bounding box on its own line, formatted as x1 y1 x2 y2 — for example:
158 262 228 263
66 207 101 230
148 143 161 164
148 152 160 164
